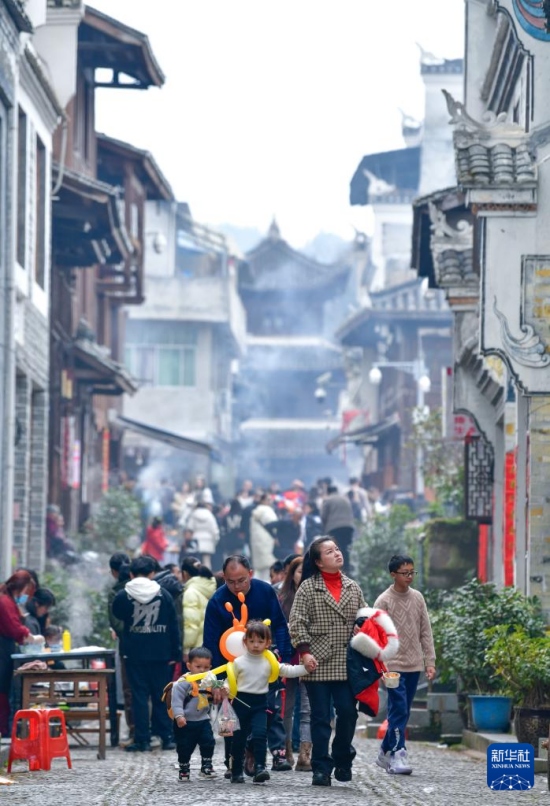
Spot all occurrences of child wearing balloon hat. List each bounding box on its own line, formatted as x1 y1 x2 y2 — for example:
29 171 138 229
171 646 217 782
225 620 310 784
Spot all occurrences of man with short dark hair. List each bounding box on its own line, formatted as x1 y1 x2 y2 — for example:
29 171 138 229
112 555 181 752
203 555 292 774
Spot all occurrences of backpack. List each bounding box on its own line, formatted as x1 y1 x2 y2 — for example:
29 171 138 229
162 676 191 720
161 675 211 719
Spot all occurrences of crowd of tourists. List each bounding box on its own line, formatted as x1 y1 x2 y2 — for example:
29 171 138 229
0 473 435 788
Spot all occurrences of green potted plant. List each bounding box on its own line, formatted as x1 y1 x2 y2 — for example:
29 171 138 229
429 580 546 729
485 625 550 745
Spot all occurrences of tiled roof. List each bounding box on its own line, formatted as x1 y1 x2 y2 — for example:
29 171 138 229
421 58 463 75
435 250 476 286
443 91 537 194
428 202 477 288
350 147 421 206
243 234 349 292
456 142 536 187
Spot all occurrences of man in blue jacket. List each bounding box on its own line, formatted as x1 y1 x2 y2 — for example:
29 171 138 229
203 554 292 774
112 555 181 752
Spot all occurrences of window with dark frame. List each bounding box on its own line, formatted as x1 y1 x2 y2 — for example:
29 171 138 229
17 108 27 268
35 135 46 288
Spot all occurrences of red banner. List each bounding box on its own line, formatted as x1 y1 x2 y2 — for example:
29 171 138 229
478 525 489 583
503 450 517 587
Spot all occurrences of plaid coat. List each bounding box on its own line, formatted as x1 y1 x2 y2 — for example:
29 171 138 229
289 573 366 681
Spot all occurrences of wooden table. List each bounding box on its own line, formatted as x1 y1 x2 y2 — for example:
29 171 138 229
15 668 115 759
12 649 119 747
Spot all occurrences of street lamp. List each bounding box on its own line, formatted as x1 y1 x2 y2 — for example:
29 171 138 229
368 358 431 496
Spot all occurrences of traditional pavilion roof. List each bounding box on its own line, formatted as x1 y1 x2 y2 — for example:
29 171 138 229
97 133 174 200
420 57 463 76
350 146 421 206
80 6 165 89
240 221 350 294
336 278 450 347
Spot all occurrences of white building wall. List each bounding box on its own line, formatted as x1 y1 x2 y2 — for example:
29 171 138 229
370 202 413 290
32 2 83 109
419 71 463 196
123 323 216 440
143 199 176 277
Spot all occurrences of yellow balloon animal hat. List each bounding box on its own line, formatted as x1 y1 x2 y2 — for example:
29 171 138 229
186 591 279 698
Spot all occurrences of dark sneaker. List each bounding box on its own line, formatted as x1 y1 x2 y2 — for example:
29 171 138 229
231 773 245 783
178 763 190 782
162 740 176 751
124 742 152 753
199 758 217 779
224 758 232 779
334 767 352 782
252 767 270 783
271 751 292 771
312 772 331 786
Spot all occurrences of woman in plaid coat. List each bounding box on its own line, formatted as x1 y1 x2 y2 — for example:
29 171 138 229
289 536 366 787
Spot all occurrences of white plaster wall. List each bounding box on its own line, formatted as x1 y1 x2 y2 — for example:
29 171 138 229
128 275 229 322
25 0 46 29
32 8 82 109
498 0 550 130
123 325 216 438
419 71 463 196
482 151 550 392
370 203 412 291
464 0 499 118
144 199 176 277
16 84 52 318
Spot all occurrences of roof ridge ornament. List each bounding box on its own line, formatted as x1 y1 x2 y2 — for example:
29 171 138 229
268 218 281 241
442 90 526 141
362 169 396 197
428 202 473 252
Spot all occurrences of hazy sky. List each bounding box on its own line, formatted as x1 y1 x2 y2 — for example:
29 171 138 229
92 0 465 247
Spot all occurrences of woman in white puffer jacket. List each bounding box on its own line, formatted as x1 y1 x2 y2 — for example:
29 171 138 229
186 503 220 569
250 493 278 581
181 557 217 657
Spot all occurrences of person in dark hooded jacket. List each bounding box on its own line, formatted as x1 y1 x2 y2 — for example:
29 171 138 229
155 566 184 650
112 555 182 752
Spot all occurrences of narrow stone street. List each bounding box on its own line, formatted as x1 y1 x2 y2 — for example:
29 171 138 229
1 735 548 806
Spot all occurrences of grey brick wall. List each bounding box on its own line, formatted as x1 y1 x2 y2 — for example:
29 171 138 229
16 303 49 387
28 387 48 570
13 374 31 565
12 302 50 571
0 4 18 106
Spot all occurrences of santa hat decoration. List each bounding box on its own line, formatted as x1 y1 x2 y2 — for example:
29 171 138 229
350 607 399 663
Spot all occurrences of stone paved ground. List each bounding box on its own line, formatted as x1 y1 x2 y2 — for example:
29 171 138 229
1 734 548 806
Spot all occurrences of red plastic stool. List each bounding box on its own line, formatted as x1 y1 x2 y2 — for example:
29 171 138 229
40 708 72 770
7 709 47 771
376 718 408 741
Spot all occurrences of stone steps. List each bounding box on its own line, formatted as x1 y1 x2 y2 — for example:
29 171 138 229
365 707 439 742
462 728 547 773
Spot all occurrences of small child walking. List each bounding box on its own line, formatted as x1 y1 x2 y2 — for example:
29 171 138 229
373 554 436 775
227 620 309 784
171 646 217 782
